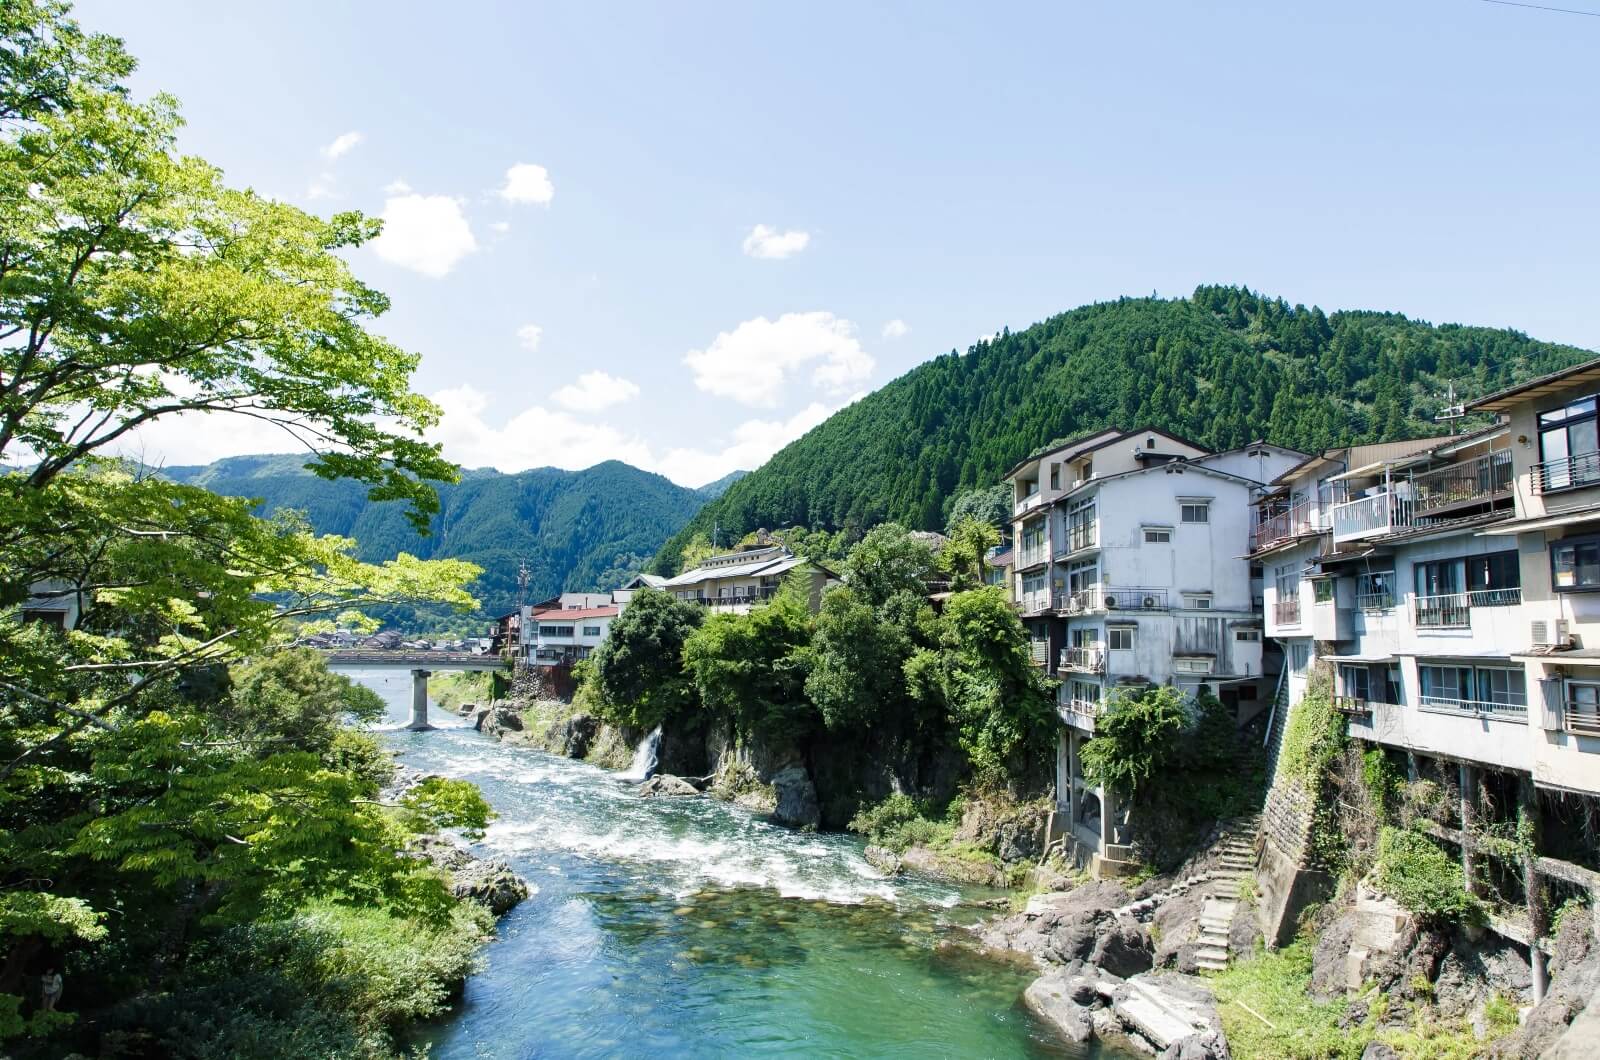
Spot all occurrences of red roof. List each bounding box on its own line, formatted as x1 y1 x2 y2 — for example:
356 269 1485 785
529 605 619 621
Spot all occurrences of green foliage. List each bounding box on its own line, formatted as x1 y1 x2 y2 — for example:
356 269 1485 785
1079 685 1190 794
683 590 815 736
847 793 953 853
806 587 918 731
939 517 1001 590
589 588 704 729
1373 827 1484 925
839 523 939 606
1210 937 1360 1060
658 286 1595 569
945 483 1012 533
1278 668 1346 791
222 648 386 751
1361 747 1403 822
168 456 711 624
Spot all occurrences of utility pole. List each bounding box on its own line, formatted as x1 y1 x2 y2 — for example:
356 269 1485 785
516 558 530 609
1434 382 1467 435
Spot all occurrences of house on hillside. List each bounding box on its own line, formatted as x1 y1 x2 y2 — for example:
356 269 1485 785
611 573 666 606
659 544 840 614
1252 374 1600 984
518 603 620 666
17 580 81 631
1005 428 1306 876
489 610 521 657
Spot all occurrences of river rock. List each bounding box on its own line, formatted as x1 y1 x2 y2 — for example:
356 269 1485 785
977 880 1136 965
638 774 702 798
864 845 902 874
473 707 491 731
413 835 529 916
1023 967 1099 1043
1092 915 1155 978
769 765 821 830
1111 971 1227 1057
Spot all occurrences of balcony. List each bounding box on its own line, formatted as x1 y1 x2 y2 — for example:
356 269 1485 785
1055 586 1169 614
1019 589 1052 615
1014 491 1047 518
1060 646 1106 673
1029 640 1050 667
704 587 779 608
1060 697 1101 730
1274 595 1302 626
1357 591 1395 612
1331 451 1513 544
1565 706 1600 737
1419 694 1528 723
1534 451 1600 494
1413 588 1521 629
1251 500 1332 552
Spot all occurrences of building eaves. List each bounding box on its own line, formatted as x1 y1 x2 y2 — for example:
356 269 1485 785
1467 356 1600 413
1004 427 1125 480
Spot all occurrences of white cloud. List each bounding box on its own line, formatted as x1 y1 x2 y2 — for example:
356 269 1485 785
654 402 835 486
428 385 654 474
383 178 413 195
741 224 810 260
322 131 363 160
552 371 639 413
516 324 543 351
498 163 554 205
370 193 478 278
881 318 909 339
684 311 873 407
489 220 511 234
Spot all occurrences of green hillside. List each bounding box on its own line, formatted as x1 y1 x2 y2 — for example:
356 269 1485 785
654 285 1596 572
164 456 709 623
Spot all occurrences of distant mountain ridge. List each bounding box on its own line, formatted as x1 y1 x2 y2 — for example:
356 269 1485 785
163 455 713 622
695 470 749 499
655 285 1599 571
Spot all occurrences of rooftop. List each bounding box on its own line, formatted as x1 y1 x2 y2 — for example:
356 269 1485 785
1468 356 1600 413
529 605 619 621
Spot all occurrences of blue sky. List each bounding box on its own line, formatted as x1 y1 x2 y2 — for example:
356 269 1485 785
80 0 1600 486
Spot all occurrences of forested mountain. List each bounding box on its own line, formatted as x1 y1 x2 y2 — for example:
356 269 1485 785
655 286 1596 572
164 456 709 622
695 469 749 499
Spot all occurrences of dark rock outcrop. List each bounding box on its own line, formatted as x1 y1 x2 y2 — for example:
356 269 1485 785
977 881 1137 966
413 835 529 916
770 766 821 830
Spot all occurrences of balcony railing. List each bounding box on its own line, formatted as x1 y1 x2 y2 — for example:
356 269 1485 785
1014 491 1046 517
1413 588 1522 628
1061 697 1101 721
1565 707 1600 737
1331 451 1514 544
1029 641 1050 667
1419 694 1528 722
704 587 779 607
1055 586 1169 613
1357 591 1395 612
1534 451 1600 494
1274 595 1301 626
1060 646 1106 673
1334 695 1375 716
1251 499 1334 552
1019 590 1052 614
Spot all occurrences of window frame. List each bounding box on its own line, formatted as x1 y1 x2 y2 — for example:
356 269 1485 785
1180 502 1210 524
1143 526 1172 544
1182 592 1213 610
1107 625 1135 652
1550 535 1600 593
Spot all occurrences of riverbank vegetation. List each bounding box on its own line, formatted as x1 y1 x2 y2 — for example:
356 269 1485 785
1 4 497 1052
587 522 1056 828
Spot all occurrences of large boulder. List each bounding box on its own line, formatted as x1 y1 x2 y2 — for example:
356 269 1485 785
413 835 529 916
1112 971 1229 1058
769 765 821 830
1433 934 1531 1018
638 774 702 798
1092 916 1155 978
977 880 1139 966
1023 966 1101 1043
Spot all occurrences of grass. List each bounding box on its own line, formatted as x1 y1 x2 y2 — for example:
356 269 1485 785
1208 936 1520 1060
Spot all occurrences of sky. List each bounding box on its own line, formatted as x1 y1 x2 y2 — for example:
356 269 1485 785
76 0 1600 488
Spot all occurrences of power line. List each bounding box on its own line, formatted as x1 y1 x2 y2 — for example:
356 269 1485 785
1478 0 1600 16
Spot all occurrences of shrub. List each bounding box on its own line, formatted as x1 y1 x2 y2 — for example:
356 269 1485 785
1278 667 1345 791
1373 827 1484 925
847 793 952 853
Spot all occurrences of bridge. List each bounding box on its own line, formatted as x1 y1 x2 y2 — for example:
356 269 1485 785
323 651 508 731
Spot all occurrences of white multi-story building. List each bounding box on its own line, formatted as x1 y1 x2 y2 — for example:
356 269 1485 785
1006 427 1305 874
519 603 620 666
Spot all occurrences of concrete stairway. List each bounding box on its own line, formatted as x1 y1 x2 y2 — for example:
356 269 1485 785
1192 815 1260 972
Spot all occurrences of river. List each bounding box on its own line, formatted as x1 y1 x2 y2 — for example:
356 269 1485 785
348 668 1104 1058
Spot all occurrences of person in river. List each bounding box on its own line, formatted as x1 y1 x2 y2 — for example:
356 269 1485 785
39 968 62 1012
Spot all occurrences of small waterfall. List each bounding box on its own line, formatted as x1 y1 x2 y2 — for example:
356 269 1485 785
619 726 662 782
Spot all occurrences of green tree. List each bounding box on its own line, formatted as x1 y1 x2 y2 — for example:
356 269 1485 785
683 585 815 736
939 516 1001 590
840 523 938 606
590 587 704 728
806 587 917 731
1078 685 1189 794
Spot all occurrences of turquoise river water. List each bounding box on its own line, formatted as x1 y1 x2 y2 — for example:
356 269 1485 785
349 668 1111 1059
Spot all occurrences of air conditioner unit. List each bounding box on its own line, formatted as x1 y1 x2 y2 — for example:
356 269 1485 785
1104 595 1120 610
1142 595 1159 609
1531 620 1571 648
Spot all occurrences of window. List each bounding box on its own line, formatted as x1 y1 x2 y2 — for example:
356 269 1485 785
1538 393 1600 490
1415 558 1462 598
1183 593 1213 609
1049 463 1061 490
1480 667 1527 708
1566 681 1600 735
1070 627 1098 648
1181 502 1210 523
1108 625 1135 651
1290 642 1311 673
21 609 66 630
1143 527 1172 544
1174 656 1213 674
540 625 575 638
1419 664 1526 710
1466 552 1520 594
1340 664 1371 701
582 625 602 637
1066 499 1096 551
1357 570 1395 610
1235 629 1261 642
1313 578 1335 603
1551 537 1600 591
1147 437 1157 449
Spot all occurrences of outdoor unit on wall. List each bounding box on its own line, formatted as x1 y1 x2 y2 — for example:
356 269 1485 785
1531 620 1572 649
1104 594 1120 609
1142 595 1159 609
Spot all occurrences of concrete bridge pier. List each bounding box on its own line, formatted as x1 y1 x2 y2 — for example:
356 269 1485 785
408 668 435 731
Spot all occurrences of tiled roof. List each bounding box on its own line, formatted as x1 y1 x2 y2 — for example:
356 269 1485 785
529 606 619 620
